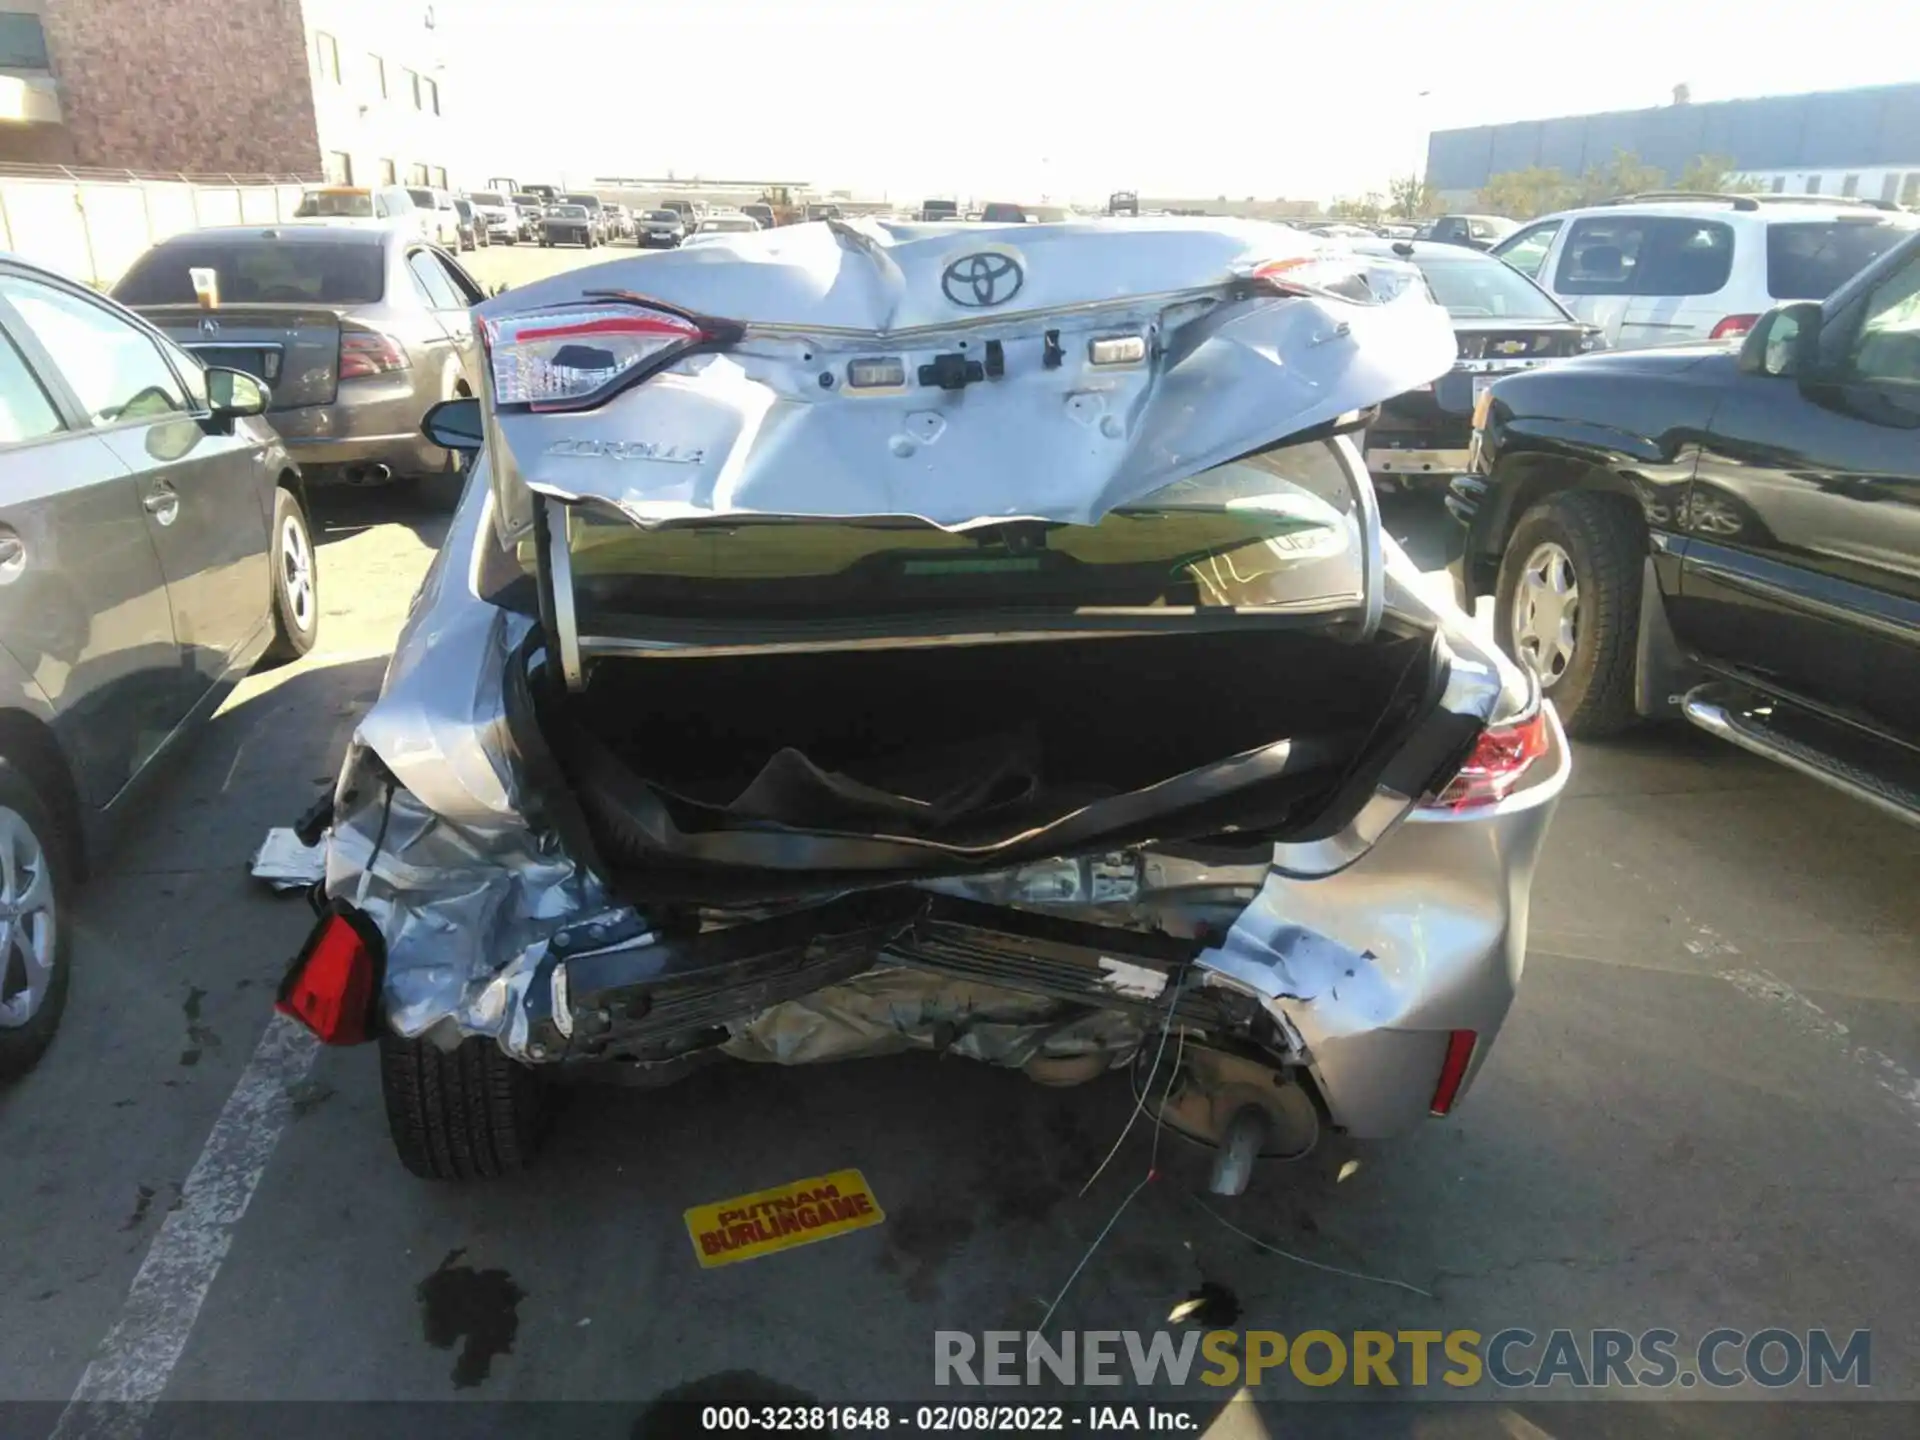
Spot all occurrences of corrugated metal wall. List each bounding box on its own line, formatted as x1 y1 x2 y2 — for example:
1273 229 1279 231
1427 83 1920 191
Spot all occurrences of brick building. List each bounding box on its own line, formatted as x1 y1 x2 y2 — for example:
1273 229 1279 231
0 0 459 183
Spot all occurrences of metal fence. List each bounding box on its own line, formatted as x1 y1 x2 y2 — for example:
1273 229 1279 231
0 169 315 288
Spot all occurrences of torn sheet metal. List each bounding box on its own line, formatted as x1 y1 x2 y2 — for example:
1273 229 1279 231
250 827 327 892
325 778 604 1045
479 218 1457 537
722 966 1148 1075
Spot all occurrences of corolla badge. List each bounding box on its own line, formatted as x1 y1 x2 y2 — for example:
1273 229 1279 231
544 438 705 463
942 252 1023 308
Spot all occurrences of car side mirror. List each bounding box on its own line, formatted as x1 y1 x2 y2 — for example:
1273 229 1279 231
1737 301 1823 379
206 366 269 420
489 282 510 297
422 395 483 452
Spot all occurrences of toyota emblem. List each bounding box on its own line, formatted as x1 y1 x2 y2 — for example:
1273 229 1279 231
941 252 1023 308
198 317 220 336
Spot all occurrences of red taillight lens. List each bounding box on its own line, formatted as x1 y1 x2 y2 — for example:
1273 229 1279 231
1429 1030 1478 1116
1709 313 1761 340
1427 711 1550 810
275 901 385 1045
338 329 408 379
484 297 742 411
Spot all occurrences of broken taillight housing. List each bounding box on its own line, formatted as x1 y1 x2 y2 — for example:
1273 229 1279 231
1243 253 1381 303
1429 1029 1479 1115
484 297 741 410
1426 711 1551 810
275 900 386 1045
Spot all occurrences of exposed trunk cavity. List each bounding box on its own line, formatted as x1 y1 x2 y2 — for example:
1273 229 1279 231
523 626 1445 902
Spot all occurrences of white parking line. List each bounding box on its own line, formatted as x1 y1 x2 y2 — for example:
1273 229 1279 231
52 1016 319 1434
1721 968 1920 1130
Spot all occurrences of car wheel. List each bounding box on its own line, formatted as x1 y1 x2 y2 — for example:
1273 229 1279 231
0 757 74 1082
379 1032 549 1180
262 487 319 664
1494 490 1643 738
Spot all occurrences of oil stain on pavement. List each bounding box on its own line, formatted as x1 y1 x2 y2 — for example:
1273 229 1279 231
417 1246 525 1388
180 985 221 1067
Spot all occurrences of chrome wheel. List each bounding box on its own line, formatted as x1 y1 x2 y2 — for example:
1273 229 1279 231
1511 541 1579 685
0 805 57 1029
280 514 315 634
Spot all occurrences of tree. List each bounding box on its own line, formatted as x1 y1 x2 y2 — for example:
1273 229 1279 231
1327 192 1386 224
1389 173 1440 220
1674 153 1741 193
1575 149 1667 205
1475 166 1577 220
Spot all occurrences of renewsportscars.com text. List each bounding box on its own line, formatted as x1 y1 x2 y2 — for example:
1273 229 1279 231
935 1328 1871 1390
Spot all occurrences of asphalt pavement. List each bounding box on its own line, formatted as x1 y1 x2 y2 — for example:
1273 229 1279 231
1 239 1917 1436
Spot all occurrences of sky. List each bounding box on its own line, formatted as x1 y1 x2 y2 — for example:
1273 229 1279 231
444 0 1916 203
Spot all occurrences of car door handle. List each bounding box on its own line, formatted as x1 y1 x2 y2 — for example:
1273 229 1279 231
144 483 180 526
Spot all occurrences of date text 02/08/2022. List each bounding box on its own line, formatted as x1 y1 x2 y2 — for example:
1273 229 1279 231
698 1405 1197 1431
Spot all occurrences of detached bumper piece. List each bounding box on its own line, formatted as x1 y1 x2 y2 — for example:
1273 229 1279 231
520 893 1251 1065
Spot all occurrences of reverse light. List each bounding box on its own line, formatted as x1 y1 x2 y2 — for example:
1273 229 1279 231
1429 1030 1479 1115
846 356 906 389
1088 334 1147 366
275 901 385 1045
338 328 408 379
1427 711 1550 810
484 299 737 410
1710 313 1761 341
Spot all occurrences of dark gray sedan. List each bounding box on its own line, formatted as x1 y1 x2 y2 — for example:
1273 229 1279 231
112 224 486 492
540 205 597 248
0 254 317 1077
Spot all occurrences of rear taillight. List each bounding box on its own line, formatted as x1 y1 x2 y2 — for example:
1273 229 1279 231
1427 711 1550 810
1710 313 1761 340
338 329 408 379
1429 1030 1478 1115
275 901 385 1045
484 297 742 411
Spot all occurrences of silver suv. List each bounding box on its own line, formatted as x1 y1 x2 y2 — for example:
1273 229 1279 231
1494 192 1920 349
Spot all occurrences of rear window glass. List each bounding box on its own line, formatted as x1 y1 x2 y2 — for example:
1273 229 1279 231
470 192 505 206
1555 216 1734 297
544 437 1369 627
294 191 372 218
406 188 435 207
1413 255 1566 321
982 203 1028 223
112 242 386 306
551 206 588 218
647 210 678 221
1767 221 1916 299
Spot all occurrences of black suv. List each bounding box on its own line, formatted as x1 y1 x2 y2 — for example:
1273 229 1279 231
1451 230 1920 822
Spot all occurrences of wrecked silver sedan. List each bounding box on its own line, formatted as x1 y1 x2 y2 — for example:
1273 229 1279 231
276 218 1569 1188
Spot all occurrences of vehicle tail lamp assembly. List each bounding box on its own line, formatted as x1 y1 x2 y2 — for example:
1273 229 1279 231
1426 710 1551 810
276 900 386 1045
338 329 409 378
1710 314 1762 340
1428 1029 1479 1115
483 295 744 411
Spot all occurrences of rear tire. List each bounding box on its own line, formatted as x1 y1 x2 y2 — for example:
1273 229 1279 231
262 487 318 664
1494 490 1643 738
0 756 74 1082
380 1033 549 1180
